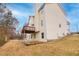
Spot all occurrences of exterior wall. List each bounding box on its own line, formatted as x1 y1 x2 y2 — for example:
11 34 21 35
38 7 47 39
44 4 59 39
44 4 69 40
34 4 47 40
34 4 42 39
34 3 70 40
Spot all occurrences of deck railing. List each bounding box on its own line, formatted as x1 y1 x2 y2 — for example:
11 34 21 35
23 26 35 31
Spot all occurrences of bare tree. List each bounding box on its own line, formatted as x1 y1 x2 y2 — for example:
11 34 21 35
0 3 19 41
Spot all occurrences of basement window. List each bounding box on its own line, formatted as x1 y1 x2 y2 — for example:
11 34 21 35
41 32 44 39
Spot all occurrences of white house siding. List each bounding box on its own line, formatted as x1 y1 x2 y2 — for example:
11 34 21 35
22 3 70 41
34 3 70 40
44 4 59 40
38 7 47 39
44 4 70 40
34 4 43 39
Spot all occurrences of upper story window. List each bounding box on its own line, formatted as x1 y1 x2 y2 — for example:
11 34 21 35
59 24 61 28
41 20 43 26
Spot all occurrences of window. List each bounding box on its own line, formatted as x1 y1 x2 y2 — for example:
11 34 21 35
32 24 34 26
59 24 61 28
41 32 44 39
41 20 43 26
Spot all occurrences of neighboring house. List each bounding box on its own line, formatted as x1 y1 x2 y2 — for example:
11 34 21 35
22 3 70 41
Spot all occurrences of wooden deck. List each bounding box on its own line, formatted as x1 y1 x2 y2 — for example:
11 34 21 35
22 26 38 33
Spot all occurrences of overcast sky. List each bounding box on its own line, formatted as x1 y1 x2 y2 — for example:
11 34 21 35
6 3 79 32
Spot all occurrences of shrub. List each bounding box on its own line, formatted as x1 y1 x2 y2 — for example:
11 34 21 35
0 35 6 46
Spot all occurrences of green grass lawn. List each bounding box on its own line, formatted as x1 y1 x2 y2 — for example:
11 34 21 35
0 34 79 56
